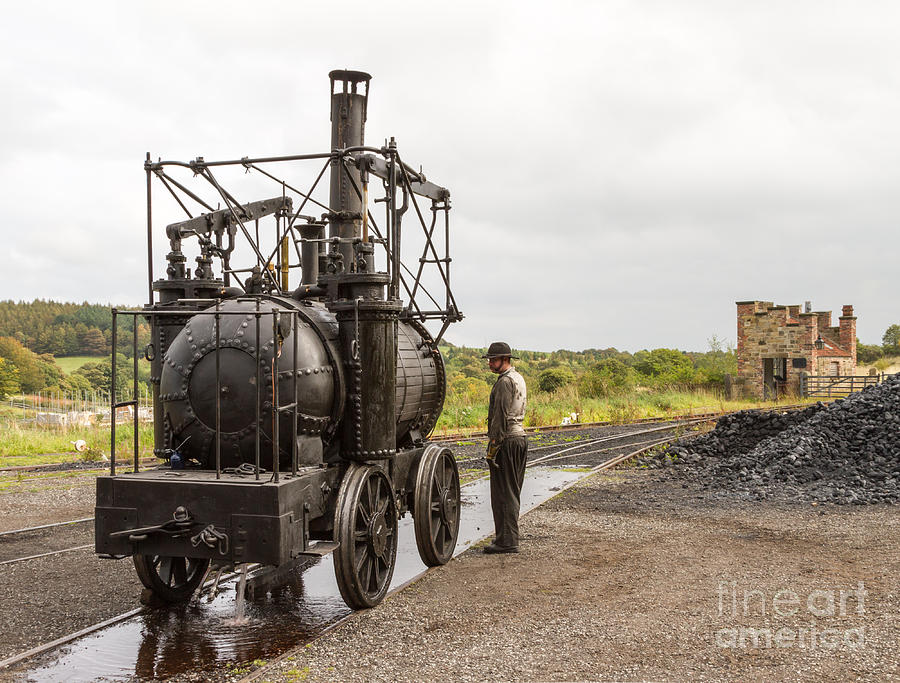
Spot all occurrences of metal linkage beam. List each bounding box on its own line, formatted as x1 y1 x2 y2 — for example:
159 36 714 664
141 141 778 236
165 197 293 241
358 154 450 202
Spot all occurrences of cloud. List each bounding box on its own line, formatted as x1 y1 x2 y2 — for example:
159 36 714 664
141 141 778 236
1 1 898 351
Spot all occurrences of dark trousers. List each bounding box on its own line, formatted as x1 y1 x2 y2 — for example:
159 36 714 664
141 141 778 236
488 436 528 549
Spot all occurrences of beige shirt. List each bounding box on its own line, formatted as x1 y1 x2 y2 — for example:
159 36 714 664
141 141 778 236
487 366 527 443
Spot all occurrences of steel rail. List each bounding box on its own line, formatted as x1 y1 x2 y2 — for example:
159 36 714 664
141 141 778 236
0 565 254 671
455 419 709 470
525 421 706 468
0 607 145 671
0 458 158 474
0 544 94 567
535 436 675 466
0 517 94 538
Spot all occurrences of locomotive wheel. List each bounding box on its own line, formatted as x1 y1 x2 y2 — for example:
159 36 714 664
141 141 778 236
333 464 398 609
133 554 210 603
414 446 461 566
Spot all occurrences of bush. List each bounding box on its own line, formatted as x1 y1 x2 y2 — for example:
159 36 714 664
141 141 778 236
857 342 884 364
578 358 634 398
632 348 695 385
537 367 574 392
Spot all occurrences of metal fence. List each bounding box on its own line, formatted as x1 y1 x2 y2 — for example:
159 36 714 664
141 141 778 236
802 374 892 398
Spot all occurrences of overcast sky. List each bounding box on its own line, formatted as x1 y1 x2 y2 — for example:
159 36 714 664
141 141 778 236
1 1 898 352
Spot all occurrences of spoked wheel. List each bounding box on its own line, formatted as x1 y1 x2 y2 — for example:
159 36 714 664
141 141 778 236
133 554 210 603
333 464 398 609
414 445 461 566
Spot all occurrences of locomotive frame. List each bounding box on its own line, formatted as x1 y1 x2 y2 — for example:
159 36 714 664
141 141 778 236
94 70 463 609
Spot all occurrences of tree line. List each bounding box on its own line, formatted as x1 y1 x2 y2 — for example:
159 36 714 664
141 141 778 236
0 300 149 357
442 338 738 405
857 324 900 363
0 300 150 400
443 324 900 405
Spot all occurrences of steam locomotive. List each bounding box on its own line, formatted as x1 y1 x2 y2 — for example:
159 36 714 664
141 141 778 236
95 70 463 609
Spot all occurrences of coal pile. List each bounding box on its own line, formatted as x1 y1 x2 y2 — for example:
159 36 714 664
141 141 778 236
643 375 900 504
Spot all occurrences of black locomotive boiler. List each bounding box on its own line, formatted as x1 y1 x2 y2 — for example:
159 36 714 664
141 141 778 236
95 70 463 609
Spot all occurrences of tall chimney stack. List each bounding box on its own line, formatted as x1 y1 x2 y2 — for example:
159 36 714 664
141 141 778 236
328 70 371 272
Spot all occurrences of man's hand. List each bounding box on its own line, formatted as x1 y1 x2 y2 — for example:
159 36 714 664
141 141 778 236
486 440 500 460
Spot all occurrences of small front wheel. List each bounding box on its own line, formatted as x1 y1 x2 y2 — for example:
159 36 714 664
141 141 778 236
133 554 210 603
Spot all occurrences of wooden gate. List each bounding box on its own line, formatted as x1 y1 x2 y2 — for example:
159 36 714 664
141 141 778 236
802 374 890 398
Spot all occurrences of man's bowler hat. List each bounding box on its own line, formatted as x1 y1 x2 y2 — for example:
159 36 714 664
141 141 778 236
482 341 518 359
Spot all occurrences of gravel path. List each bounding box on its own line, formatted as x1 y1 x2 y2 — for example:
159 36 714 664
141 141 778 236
0 433 896 682
254 470 898 683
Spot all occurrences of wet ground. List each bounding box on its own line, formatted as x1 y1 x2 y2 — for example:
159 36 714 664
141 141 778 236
2 468 584 682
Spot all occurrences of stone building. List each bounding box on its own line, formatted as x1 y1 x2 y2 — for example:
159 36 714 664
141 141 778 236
736 301 857 398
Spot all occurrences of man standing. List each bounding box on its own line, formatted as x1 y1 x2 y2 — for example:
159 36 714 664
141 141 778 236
482 341 528 554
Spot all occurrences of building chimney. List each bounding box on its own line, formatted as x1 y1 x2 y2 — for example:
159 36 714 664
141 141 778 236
804 301 812 313
839 304 856 364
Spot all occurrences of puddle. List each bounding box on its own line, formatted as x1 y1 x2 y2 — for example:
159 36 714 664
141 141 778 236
17 467 584 682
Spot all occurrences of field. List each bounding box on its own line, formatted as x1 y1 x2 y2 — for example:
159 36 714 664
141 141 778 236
0 422 154 467
53 355 103 373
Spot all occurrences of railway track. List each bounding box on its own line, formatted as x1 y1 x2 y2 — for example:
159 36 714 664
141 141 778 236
454 417 712 471
431 402 812 444
0 517 95 566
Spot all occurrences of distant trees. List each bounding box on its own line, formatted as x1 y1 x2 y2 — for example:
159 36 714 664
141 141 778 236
856 324 900 365
0 300 113 356
632 348 695 384
883 324 900 354
857 342 884 364
81 328 107 355
0 337 70 393
0 358 20 399
440 340 737 404
0 300 156 398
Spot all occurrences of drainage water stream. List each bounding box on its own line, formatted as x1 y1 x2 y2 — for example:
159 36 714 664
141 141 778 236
16 467 585 682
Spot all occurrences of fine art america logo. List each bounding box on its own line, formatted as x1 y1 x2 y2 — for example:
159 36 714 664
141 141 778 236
715 581 867 650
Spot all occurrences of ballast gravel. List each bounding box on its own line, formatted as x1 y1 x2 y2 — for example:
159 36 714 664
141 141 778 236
255 471 898 683
644 375 900 504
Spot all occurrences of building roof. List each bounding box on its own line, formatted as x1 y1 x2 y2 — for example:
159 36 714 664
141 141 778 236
818 336 852 358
